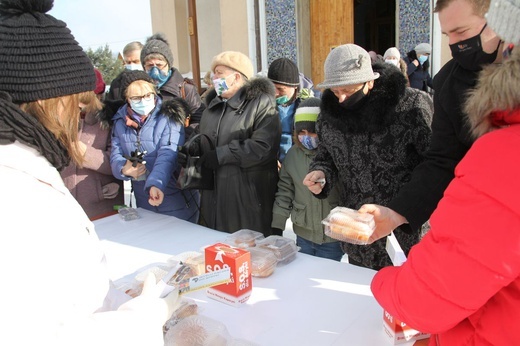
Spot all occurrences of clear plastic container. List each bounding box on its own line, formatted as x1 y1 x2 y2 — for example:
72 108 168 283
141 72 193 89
224 229 265 248
256 235 299 265
118 207 139 221
248 247 278 277
322 207 375 245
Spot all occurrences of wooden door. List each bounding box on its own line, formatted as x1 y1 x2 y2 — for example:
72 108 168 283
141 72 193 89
310 0 354 88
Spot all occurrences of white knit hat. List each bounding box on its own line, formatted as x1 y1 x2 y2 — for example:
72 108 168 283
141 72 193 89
384 47 400 60
486 0 520 44
317 44 379 89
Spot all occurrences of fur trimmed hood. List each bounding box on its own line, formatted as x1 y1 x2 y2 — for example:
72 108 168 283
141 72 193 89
465 48 520 138
99 97 189 128
205 76 276 109
320 61 408 133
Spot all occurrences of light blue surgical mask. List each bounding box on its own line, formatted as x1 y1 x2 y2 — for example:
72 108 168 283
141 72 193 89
125 64 143 71
298 134 319 150
148 66 171 87
276 95 290 105
418 55 428 65
130 97 156 116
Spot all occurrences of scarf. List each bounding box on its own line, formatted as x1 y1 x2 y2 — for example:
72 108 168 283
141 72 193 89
0 92 70 170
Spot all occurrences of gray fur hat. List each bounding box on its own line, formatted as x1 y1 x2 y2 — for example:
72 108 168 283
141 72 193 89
317 44 379 89
486 0 520 44
140 33 174 68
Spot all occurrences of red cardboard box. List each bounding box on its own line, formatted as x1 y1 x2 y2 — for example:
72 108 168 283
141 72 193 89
383 310 429 344
205 243 252 306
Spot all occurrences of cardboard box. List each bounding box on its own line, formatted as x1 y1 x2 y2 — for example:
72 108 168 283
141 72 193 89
205 243 252 307
383 310 430 344
383 233 430 344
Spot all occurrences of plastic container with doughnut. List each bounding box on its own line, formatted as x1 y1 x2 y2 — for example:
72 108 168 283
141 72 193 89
322 207 376 245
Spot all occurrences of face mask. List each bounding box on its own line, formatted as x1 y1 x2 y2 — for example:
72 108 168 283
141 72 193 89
298 134 319 150
339 83 367 110
276 95 290 105
418 55 428 65
148 66 171 87
125 64 143 71
130 97 156 116
449 23 501 71
385 59 399 67
213 74 233 96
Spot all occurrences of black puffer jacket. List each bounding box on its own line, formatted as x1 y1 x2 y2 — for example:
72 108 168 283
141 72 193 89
198 77 281 236
310 62 433 270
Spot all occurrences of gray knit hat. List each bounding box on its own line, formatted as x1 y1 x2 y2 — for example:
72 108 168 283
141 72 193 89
0 0 96 103
141 33 174 68
317 44 379 89
414 43 431 55
486 0 520 44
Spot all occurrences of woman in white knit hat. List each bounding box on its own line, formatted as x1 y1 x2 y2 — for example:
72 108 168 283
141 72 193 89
383 47 410 86
371 0 520 344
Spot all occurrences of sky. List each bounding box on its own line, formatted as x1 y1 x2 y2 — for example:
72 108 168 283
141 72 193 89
50 0 153 55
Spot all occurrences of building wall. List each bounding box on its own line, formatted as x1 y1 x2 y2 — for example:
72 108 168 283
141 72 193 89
398 0 431 56
264 0 298 67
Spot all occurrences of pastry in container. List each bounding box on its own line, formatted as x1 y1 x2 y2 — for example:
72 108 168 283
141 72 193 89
321 206 375 245
256 235 299 265
224 229 265 248
248 247 278 277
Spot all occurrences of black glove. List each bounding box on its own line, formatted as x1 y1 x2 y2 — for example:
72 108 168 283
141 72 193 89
271 228 284 236
197 150 219 170
177 146 188 167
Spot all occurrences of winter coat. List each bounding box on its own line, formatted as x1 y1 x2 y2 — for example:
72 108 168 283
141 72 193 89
272 143 340 244
387 59 480 232
310 62 432 270
60 111 124 219
110 97 199 221
372 49 520 345
278 97 301 162
404 51 433 91
198 77 281 236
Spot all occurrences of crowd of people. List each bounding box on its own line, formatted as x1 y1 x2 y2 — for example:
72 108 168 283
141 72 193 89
1 0 518 344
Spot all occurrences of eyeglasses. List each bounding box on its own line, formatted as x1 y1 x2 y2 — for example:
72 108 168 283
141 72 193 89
128 92 155 104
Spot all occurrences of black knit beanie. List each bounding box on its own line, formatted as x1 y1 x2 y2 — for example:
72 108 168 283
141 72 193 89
0 0 96 103
294 97 321 133
140 33 174 68
119 70 155 99
268 58 300 87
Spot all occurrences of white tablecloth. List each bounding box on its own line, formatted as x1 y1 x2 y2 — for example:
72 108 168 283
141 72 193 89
94 208 404 346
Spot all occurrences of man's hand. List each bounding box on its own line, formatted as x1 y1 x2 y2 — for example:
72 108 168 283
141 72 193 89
303 170 325 195
148 186 164 206
122 160 146 179
358 204 408 243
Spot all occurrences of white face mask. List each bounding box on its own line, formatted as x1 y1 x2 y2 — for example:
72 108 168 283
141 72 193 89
125 64 143 71
130 97 156 116
385 59 399 67
212 74 234 96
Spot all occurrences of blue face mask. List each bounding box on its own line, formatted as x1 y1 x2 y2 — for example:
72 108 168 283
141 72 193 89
298 134 319 150
276 95 290 105
418 55 428 65
148 66 171 87
130 97 156 116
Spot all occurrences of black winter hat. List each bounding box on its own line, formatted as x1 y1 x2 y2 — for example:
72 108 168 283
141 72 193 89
268 58 300 87
140 33 174 68
294 97 321 133
0 0 96 103
119 70 155 99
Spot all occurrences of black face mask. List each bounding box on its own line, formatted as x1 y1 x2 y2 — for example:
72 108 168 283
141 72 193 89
449 23 501 71
339 83 368 110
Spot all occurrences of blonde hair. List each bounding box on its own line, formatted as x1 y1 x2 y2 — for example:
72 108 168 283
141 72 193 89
20 94 84 166
79 90 103 115
125 80 156 99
